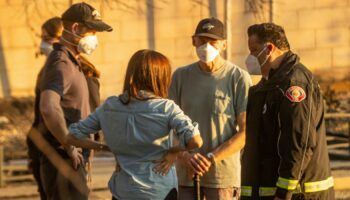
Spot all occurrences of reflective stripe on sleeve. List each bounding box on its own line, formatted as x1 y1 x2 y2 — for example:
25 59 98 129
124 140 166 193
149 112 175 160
276 177 299 190
259 187 276 196
241 186 252 196
241 178 332 197
241 185 303 197
304 177 334 193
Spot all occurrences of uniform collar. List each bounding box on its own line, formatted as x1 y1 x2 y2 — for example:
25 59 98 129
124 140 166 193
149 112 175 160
268 51 299 80
53 43 81 67
258 51 299 91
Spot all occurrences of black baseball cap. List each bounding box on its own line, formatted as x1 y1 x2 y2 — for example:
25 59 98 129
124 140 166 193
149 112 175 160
193 17 226 40
62 2 113 32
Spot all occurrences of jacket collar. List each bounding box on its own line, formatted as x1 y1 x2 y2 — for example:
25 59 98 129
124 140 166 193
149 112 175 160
258 51 299 91
53 43 81 67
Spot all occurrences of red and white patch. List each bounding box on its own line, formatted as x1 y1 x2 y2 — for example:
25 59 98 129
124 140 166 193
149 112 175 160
285 86 306 102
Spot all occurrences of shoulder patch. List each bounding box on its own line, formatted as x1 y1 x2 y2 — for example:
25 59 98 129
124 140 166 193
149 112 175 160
285 86 306 102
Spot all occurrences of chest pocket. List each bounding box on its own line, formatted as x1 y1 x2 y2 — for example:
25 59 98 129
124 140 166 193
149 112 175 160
212 90 232 116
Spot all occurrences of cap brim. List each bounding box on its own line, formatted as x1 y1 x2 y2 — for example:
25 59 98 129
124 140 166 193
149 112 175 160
85 20 113 32
193 33 224 40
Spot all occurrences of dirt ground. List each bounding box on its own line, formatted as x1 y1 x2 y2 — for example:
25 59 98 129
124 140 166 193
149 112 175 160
0 158 350 200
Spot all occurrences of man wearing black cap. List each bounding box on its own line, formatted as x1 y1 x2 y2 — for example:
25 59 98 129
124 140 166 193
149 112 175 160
38 2 112 199
168 17 252 199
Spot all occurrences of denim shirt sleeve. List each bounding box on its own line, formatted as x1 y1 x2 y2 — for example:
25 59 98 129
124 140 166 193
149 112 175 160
68 106 102 139
168 101 199 146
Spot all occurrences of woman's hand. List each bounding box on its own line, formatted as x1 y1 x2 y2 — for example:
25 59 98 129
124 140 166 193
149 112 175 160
97 143 110 151
66 146 83 170
153 150 178 176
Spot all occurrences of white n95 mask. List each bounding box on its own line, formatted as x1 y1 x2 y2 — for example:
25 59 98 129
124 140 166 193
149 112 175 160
245 46 270 75
196 43 220 63
39 40 53 56
63 29 98 55
77 35 98 55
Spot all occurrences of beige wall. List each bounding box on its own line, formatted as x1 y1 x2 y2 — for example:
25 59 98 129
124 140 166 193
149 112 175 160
274 0 350 72
0 0 349 99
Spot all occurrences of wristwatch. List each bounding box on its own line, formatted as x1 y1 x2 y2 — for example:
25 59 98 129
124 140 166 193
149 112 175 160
99 144 105 151
206 152 216 164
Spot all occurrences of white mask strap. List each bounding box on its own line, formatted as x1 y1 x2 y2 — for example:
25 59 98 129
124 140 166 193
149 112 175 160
63 29 82 39
257 46 267 58
61 36 77 47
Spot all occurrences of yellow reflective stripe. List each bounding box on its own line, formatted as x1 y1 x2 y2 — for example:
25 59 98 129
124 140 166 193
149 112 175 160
276 177 299 190
259 187 276 196
304 177 334 193
242 185 303 197
241 186 252 196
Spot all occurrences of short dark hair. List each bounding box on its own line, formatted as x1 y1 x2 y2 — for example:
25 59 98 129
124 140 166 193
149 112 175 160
248 23 290 50
123 49 171 102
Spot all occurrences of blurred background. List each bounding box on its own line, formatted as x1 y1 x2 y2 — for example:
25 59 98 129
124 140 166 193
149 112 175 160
0 0 349 199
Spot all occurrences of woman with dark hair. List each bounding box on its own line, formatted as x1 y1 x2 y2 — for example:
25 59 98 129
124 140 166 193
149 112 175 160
37 17 63 57
65 49 203 200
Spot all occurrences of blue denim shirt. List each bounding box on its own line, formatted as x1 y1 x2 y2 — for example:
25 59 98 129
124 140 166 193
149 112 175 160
69 92 199 200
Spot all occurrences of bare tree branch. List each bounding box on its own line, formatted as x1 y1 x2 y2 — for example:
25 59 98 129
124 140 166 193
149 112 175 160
191 0 209 8
245 0 268 22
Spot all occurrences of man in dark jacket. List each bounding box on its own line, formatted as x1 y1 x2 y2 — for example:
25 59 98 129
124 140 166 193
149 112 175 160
241 23 334 200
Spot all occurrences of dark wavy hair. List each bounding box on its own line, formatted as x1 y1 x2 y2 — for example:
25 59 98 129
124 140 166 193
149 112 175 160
42 17 63 40
123 49 171 102
248 23 290 50
79 55 100 78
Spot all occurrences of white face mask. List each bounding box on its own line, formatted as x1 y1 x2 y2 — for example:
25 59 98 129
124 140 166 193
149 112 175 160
39 40 53 57
245 46 270 75
196 43 220 63
63 29 98 55
77 35 98 55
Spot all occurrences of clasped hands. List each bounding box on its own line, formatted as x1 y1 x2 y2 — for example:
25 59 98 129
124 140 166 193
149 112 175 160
153 150 212 177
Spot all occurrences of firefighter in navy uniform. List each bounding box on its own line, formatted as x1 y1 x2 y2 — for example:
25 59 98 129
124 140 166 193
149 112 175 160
241 23 335 200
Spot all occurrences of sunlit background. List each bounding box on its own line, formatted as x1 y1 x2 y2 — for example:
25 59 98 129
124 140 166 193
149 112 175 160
0 0 349 199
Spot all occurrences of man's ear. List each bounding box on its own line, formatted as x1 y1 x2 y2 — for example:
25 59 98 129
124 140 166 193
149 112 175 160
266 43 275 55
267 43 275 51
221 40 227 51
71 23 80 33
192 36 196 47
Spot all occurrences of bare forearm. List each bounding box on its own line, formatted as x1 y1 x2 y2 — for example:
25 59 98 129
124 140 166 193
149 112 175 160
212 130 245 161
41 104 69 146
211 112 246 161
66 134 108 151
186 134 203 150
168 134 203 160
40 90 73 150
